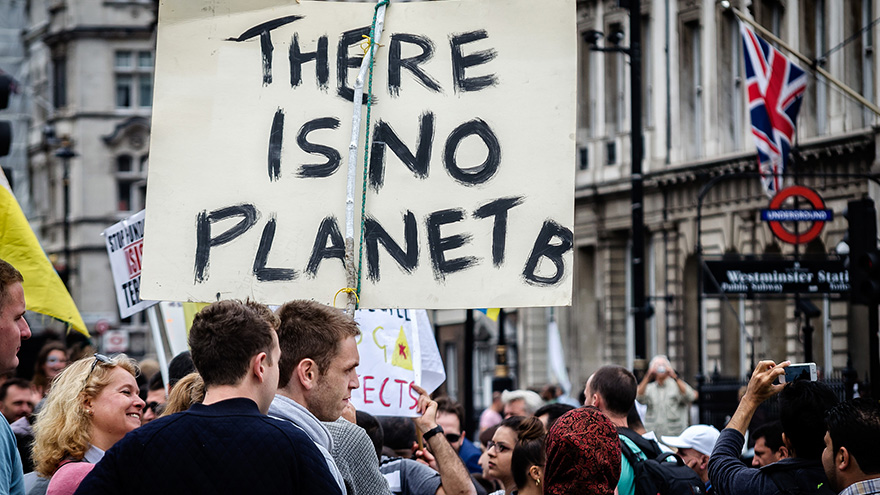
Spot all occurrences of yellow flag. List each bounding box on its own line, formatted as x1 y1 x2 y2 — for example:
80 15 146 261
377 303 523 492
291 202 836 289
391 326 413 371
182 302 210 331
477 308 500 321
0 179 88 336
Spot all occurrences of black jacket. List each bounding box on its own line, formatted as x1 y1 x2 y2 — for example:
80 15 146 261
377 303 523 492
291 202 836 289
75 398 342 495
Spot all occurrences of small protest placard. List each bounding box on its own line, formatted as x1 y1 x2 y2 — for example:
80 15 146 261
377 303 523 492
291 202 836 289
351 309 444 417
141 0 576 308
103 210 158 318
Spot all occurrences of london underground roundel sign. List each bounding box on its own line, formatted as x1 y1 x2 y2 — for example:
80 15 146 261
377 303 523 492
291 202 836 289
761 186 833 245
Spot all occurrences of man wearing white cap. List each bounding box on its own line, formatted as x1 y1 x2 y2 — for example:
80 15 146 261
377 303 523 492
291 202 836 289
662 425 721 493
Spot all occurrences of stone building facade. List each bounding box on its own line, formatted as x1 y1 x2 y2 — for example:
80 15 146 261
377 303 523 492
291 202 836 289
510 0 878 397
23 0 156 353
10 0 879 407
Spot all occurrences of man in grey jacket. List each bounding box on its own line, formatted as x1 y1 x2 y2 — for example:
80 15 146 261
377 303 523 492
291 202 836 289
269 300 362 494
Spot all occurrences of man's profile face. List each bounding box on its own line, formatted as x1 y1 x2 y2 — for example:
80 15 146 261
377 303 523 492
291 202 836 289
0 283 31 372
752 436 781 467
436 411 463 452
0 385 34 423
310 335 359 421
821 432 842 492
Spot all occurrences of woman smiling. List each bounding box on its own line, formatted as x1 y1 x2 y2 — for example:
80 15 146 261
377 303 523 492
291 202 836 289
30 354 144 495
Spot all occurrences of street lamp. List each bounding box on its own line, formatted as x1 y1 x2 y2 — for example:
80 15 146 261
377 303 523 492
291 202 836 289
55 136 76 288
583 0 649 369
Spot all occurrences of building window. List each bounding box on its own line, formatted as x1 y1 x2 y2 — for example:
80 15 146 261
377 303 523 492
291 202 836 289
719 12 743 152
116 154 147 211
605 23 625 136
844 0 874 128
444 342 458 399
52 57 67 108
579 29 593 136
800 0 826 136
753 0 784 38
641 15 652 128
862 0 874 125
115 51 153 109
680 20 702 159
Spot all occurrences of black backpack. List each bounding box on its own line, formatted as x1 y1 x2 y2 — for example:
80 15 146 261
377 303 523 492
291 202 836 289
760 460 836 495
619 434 707 495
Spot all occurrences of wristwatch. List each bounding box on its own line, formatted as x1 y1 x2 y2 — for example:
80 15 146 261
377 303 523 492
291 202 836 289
422 425 444 441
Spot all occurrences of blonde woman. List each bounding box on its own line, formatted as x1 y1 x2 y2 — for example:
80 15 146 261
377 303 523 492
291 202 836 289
161 372 205 416
29 354 144 495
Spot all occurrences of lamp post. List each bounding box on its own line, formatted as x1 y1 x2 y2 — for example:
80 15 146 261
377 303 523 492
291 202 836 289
55 137 76 289
584 0 648 367
492 309 514 393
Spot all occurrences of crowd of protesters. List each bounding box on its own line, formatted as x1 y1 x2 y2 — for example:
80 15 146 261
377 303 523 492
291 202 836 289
0 257 878 495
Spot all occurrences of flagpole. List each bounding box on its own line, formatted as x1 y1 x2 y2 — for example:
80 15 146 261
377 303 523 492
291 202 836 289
728 5 880 117
344 1 388 316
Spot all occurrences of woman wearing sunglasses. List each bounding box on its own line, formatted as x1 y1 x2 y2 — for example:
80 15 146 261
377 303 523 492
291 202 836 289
485 416 545 495
30 354 144 495
32 342 68 399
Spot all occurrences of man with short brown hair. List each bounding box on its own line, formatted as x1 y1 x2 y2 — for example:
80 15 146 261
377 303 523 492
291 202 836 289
0 259 29 495
269 300 361 494
76 300 341 495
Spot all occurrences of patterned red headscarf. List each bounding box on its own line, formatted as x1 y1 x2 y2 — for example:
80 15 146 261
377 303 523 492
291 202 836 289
544 406 621 495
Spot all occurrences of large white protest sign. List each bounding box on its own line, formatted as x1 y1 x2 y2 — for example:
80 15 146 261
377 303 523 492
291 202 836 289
141 0 576 308
103 210 158 318
351 309 444 417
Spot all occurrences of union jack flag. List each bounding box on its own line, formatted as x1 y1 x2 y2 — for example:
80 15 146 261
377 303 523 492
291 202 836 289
740 21 807 197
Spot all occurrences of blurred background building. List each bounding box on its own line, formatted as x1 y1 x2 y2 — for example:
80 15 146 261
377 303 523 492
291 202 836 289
0 0 877 426
17 0 157 356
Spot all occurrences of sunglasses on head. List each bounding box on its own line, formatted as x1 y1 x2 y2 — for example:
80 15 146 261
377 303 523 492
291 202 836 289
82 354 112 389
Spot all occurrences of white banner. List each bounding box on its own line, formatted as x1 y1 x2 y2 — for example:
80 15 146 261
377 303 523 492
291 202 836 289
141 0 576 309
103 210 158 318
547 319 572 396
351 309 444 417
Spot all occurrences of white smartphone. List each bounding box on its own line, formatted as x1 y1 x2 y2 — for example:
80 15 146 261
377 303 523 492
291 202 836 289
780 362 817 383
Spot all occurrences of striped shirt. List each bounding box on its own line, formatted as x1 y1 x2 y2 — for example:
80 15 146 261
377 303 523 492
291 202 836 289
840 478 880 495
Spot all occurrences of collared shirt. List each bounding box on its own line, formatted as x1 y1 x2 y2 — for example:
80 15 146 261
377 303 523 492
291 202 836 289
840 478 880 495
83 446 105 465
